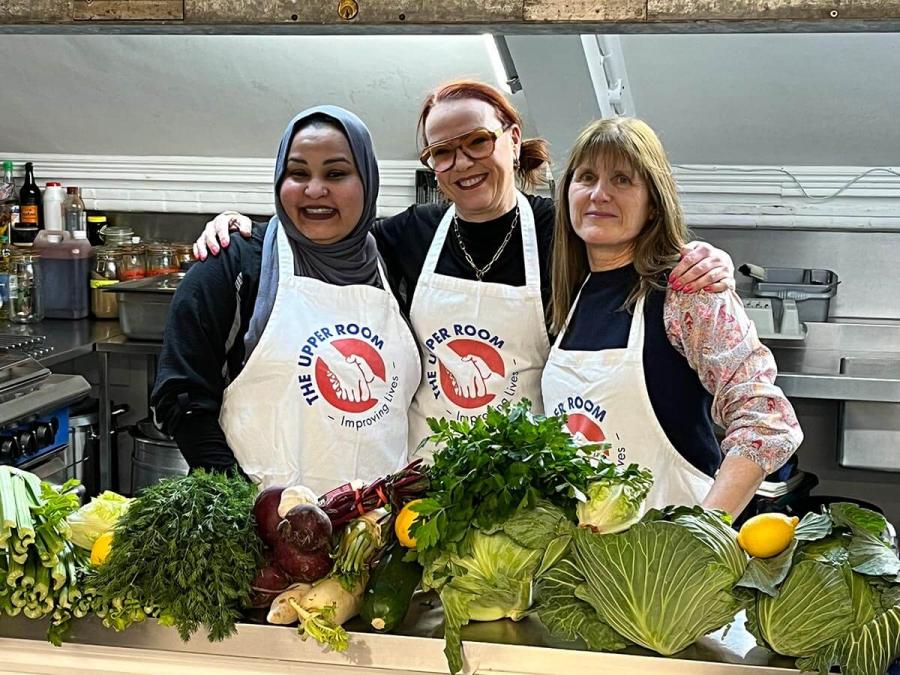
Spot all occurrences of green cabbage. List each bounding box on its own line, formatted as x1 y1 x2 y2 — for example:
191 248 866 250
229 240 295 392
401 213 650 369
66 491 132 550
741 503 900 675
537 506 749 655
419 502 573 674
576 465 653 534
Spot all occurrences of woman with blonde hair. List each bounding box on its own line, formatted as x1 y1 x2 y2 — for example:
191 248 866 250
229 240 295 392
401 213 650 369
192 82 735 458
542 116 802 517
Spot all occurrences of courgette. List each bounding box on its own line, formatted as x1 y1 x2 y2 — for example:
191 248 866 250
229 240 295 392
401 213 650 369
360 543 422 632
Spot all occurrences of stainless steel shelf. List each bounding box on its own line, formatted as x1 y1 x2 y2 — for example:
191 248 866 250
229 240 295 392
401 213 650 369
776 372 900 403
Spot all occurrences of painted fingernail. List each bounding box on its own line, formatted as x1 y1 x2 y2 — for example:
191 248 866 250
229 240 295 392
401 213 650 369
671 280 683 290
668 273 676 284
704 286 714 292
684 284 693 293
211 246 219 255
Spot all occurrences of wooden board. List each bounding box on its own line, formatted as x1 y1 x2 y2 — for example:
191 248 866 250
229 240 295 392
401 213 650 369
185 0 520 24
0 0 69 22
525 0 645 22
648 0 900 21
73 1 184 21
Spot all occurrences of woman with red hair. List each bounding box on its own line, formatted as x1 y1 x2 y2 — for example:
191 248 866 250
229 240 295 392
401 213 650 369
192 80 734 458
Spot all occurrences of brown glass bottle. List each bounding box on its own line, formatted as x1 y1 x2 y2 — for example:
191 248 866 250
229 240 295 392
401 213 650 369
14 162 42 245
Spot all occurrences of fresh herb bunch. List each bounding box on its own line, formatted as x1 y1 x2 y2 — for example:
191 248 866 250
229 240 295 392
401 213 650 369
89 470 262 642
411 400 617 556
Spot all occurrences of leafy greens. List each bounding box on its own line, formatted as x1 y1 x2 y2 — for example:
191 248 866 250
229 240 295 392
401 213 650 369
740 503 900 675
536 506 749 656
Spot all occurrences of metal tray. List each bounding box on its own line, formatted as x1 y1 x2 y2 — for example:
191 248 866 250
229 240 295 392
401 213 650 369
105 274 184 341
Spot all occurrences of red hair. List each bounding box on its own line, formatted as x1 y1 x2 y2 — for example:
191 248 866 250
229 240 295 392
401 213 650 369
417 79 550 190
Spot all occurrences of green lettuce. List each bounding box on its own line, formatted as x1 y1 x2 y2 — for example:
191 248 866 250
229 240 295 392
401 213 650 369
741 503 900 675
537 506 749 655
65 491 132 550
419 502 573 674
575 464 653 534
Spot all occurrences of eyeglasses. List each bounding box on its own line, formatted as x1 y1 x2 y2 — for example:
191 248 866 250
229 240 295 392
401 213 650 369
419 125 510 173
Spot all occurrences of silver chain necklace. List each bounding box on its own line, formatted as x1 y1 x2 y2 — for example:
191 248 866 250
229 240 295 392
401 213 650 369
452 206 520 281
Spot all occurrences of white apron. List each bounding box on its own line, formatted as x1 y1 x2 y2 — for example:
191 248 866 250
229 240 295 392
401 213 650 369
220 223 420 494
541 285 714 510
408 191 550 459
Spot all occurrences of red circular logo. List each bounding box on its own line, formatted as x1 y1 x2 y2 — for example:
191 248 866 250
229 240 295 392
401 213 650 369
438 338 505 409
315 338 386 413
566 413 606 444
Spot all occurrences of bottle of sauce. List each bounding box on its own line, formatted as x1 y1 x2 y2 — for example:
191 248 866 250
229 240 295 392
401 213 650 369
15 162 42 245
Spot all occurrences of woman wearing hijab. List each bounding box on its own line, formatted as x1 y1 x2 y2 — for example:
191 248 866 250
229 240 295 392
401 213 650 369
192 81 735 458
151 106 420 493
543 117 802 517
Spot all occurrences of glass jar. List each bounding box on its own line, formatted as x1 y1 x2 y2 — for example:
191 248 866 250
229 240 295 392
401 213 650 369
174 244 193 272
118 244 146 281
8 251 43 324
91 247 121 319
145 243 179 277
99 224 134 248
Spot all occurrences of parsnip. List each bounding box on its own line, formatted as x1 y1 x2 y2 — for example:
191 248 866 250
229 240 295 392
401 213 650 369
266 583 313 625
299 574 365 626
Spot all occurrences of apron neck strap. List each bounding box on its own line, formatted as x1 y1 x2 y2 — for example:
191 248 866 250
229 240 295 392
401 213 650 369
422 191 539 290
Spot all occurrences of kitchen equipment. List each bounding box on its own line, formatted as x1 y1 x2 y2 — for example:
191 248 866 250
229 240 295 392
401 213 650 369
129 418 188 493
68 398 129 494
739 264 838 340
8 251 44 324
33 229 92 319
105 272 182 341
0 350 90 482
839 356 900 472
0 333 54 360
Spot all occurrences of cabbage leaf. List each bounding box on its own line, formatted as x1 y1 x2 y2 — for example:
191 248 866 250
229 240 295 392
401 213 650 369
537 508 748 656
66 491 132 550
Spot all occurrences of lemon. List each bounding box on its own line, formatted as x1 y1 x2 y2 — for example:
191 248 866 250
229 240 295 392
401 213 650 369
395 499 423 548
91 532 114 565
737 513 799 558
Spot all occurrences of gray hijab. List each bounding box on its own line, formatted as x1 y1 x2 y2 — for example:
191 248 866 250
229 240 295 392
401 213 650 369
244 106 380 358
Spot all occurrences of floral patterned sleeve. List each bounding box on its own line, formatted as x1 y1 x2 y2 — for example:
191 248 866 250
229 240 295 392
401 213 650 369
663 288 803 474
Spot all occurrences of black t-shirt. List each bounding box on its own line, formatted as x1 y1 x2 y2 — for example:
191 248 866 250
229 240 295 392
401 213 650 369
373 194 555 317
558 265 723 478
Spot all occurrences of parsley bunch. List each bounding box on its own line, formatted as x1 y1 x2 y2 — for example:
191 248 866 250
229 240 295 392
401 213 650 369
411 400 616 556
89 470 262 642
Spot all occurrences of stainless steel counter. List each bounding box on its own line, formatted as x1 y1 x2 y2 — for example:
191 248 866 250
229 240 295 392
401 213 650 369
0 599 799 675
0 318 123 367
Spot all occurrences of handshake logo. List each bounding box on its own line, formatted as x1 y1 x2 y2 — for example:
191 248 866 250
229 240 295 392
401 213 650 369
435 338 506 409
315 338 387 414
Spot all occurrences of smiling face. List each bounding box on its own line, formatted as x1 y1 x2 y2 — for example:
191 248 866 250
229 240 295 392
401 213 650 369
567 155 653 268
278 124 364 245
423 98 520 222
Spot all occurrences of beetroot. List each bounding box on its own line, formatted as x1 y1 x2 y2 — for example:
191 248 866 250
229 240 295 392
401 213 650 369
247 562 292 609
254 486 285 546
274 542 333 583
277 503 332 552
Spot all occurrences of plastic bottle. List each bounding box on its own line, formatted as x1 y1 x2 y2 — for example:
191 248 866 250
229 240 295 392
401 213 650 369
63 186 87 235
43 182 65 232
32 230 92 319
